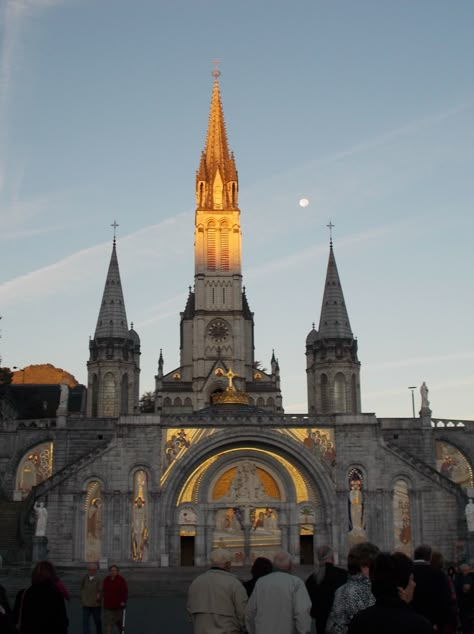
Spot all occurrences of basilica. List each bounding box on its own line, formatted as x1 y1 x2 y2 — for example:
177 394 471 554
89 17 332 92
0 73 472 568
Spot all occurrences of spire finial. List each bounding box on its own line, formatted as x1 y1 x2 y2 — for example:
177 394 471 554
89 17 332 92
326 220 335 246
312 321 315 330
111 220 119 245
212 58 221 79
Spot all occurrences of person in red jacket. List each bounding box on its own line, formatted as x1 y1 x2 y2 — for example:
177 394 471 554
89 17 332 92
103 565 128 634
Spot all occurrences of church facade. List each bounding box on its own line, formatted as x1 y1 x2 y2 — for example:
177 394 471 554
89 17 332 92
0 74 473 568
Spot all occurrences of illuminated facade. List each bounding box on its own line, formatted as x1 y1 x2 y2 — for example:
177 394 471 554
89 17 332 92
0 73 473 568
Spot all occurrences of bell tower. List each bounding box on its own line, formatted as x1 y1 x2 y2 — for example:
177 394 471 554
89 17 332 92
155 70 282 414
87 230 140 417
306 229 361 415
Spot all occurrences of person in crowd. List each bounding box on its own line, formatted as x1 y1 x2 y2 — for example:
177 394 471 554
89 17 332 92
431 550 459 633
80 563 103 634
326 542 379 634
347 551 432 633
187 547 248 633
103 565 127 634
412 543 452 632
243 557 273 597
13 560 68 634
245 550 311 634
0 583 15 634
455 563 474 634
305 545 347 634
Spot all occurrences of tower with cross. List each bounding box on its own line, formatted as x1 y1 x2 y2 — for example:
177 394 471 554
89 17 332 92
86 226 141 417
305 223 361 415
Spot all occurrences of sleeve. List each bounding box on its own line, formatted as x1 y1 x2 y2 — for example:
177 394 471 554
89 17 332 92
245 587 257 634
326 587 347 634
293 580 312 634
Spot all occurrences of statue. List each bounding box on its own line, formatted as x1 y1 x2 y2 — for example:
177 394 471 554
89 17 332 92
420 382 430 409
34 501 48 537
466 500 474 532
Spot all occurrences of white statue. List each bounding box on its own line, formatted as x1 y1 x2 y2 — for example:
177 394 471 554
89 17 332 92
420 382 430 409
58 383 69 413
466 500 474 532
34 501 48 537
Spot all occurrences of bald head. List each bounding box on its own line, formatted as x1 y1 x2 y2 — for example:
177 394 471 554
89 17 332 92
273 551 292 572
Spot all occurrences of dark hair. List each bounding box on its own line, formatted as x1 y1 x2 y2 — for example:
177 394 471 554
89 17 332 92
31 561 57 584
347 542 380 574
370 552 414 599
414 544 432 562
251 557 273 580
109 564 119 572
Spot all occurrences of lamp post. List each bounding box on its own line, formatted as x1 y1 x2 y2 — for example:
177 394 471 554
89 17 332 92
408 386 417 418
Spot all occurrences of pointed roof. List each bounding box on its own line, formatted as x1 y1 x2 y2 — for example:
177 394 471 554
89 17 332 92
94 241 129 338
196 75 238 208
318 243 353 339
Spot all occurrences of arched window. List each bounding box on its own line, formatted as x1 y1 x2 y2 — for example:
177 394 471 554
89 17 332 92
207 221 216 270
351 374 357 413
121 374 129 414
103 372 117 417
334 373 347 412
92 374 99 417
321 374 329 413
15 442 53 499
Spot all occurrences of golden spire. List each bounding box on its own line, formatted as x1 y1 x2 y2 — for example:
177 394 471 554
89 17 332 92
196 65 238 210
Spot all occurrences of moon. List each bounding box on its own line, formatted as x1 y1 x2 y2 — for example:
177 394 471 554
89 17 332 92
299 198 309 208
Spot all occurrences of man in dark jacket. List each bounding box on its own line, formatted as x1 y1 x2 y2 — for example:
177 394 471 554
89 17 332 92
305 545 347 634
412 544 452 632
103 565 127 634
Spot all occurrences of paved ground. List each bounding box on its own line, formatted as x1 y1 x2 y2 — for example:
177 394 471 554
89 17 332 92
1 565 317 634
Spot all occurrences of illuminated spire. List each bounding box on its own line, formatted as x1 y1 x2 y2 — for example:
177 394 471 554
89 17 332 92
196 68 238 210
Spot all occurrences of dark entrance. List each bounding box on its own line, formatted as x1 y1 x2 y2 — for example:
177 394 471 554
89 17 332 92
300 534 314 565
180 536 195 566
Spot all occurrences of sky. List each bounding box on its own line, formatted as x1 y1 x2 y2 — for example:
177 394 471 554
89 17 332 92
0 0 473 420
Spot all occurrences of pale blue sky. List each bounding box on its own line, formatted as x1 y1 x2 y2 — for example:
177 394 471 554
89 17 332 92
0 0 473 419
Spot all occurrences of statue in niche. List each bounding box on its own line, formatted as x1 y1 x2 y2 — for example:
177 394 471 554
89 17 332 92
34 501 48 537
348 472 366 544
466 500 474 532
131 470 149 561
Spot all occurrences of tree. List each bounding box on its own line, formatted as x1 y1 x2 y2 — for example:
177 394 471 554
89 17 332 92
139 391 155 413
0 367 13 386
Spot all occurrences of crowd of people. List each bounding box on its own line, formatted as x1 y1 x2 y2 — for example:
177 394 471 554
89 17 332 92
1 543 474 633
0 561 127 634
188 543 474 634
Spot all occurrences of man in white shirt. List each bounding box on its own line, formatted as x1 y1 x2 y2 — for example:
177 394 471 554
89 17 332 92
246 551 312 634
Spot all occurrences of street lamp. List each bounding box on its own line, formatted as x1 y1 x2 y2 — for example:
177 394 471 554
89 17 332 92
408 386 417 418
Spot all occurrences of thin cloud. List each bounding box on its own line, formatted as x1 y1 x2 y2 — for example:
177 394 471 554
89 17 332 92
0 213 191 306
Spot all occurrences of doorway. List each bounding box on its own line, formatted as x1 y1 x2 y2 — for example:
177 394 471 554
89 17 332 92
300 534 314 565
180 536 195 566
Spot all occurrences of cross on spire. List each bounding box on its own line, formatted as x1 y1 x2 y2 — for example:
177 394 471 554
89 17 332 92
212 58 221 79
111 220 119 244
326 220 335 246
